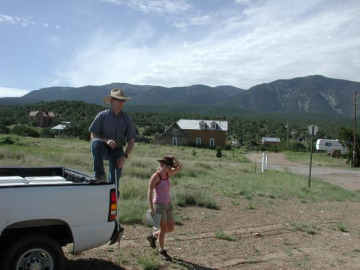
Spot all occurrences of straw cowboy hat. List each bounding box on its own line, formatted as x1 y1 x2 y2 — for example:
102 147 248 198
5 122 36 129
104 88 132 105
157 156 177 168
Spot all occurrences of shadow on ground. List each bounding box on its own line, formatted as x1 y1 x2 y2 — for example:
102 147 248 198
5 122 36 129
66 258 125 270
173 258 217 270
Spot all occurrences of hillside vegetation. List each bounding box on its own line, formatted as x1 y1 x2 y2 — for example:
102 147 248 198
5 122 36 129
0 100 354 143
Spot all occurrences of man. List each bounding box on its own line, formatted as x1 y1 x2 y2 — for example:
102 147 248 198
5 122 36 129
89 88 136 185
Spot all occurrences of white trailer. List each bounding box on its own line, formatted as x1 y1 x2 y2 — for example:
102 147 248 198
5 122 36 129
315 139 347 154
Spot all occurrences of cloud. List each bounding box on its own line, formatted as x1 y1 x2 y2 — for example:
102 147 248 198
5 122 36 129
0 87 30 97
0 13 36 26
56 0 360 89
100 0 191 15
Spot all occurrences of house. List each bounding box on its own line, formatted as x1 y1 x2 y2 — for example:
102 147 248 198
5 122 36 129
159 119 228 148
51 122 71 135
260 137 281 145
28 110 56 127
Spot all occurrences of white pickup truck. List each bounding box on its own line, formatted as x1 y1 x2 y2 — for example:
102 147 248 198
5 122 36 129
0 166 121 270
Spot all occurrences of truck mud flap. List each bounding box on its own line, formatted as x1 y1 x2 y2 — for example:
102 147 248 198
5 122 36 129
109 221 124 245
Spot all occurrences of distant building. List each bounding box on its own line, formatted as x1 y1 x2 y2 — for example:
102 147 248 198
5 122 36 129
51 122 71 135
260 137 281 145
159 119 228 148
28 110 56 127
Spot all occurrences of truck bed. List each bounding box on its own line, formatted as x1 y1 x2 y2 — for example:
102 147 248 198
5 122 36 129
0 167 94 186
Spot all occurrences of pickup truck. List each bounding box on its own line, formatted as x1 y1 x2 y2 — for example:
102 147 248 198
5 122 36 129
0 166 121 270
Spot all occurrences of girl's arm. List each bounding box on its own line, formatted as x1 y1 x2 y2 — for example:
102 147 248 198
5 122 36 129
148 173 160 215
168 156 183 177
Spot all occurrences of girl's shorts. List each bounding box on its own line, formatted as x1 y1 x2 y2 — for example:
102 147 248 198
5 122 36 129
154 203 173 222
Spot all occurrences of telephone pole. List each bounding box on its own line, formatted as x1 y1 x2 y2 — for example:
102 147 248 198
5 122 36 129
353 91 357 167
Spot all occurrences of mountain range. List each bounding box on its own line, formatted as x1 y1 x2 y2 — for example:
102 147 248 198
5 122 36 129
1 75 359 117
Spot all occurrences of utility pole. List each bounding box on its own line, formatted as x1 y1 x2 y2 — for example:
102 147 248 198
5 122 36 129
308 124 318 188
286 122 289 151
353 91 357 167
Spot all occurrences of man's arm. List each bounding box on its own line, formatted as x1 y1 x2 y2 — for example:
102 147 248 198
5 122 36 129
91 132 117 149
117 138 135 169
124 138 135 157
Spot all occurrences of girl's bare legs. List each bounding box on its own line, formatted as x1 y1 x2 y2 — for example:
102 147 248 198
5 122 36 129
153 219 174 248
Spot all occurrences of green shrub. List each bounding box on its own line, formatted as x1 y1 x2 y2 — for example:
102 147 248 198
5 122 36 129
10 125 39 137
214 231 237 241
0 136 17 145
40 128 55 138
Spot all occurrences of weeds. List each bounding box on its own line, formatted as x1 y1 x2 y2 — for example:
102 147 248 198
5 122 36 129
289 222 319 235
214 231 238 241
137 253 160 270
337 222 348 232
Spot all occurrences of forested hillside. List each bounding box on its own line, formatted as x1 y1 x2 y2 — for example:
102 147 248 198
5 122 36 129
0 100 354 147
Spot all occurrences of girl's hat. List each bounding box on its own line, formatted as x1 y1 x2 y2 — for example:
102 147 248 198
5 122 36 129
157 156 177 168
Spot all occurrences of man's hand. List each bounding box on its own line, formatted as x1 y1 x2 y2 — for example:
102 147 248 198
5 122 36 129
107 139 117 149
116 156 126 169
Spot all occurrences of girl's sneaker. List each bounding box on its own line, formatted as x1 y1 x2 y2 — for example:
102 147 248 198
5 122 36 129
159 250 172 261
146 234 157 248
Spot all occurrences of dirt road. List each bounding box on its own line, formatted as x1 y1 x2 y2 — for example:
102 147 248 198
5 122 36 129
246 152 360 191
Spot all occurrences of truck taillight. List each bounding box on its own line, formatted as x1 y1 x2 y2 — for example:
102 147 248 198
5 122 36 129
108 189 118 221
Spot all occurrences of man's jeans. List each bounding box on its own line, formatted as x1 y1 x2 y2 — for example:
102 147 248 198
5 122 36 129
91 138 123 186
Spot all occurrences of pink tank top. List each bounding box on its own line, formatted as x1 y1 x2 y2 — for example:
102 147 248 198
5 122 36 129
153 172 171 203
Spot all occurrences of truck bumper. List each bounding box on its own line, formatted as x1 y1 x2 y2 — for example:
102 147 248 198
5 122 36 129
109 221 124 245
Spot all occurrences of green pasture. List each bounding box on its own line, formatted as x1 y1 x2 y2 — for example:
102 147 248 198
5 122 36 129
1 135 359 226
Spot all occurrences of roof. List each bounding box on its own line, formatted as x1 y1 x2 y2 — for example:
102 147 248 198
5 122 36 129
176 119 228 131
51 124 69 130
262 137 281 142
29 111 39 116
28 111 56 117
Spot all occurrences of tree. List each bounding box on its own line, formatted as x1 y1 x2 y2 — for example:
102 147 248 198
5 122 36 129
337 127 360 167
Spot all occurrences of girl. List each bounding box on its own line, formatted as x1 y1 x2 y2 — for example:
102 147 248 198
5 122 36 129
147 155 183 261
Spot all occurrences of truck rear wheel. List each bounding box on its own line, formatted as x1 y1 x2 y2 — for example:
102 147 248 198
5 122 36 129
2 233 65 270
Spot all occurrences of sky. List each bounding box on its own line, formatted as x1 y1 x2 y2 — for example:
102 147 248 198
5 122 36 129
1 0 359 97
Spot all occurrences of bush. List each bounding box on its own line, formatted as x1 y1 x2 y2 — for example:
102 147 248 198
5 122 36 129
289 141 306 152
0 136 17 145
39 128 55 138
10 125 39 138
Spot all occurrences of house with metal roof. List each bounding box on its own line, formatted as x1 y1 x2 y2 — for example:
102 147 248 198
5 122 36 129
159 119 228 148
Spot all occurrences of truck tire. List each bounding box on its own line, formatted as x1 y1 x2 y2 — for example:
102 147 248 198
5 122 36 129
1 233 65 270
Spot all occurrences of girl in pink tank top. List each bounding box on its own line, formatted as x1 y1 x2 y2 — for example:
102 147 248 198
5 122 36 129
147 155 183 261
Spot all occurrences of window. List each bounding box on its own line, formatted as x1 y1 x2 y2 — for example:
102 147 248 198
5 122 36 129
211 122 217 130
172 137 178 146
200 122 206 130
209 138 215 147
196 138 201 146
172 128 179 135
325 142 332 147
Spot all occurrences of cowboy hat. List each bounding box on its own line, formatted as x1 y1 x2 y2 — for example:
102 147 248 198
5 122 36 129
104 88 132 105
157 156 177 168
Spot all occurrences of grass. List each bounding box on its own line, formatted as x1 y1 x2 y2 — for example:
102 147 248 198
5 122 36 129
285 151 349 168
3 134 360 269
1 135 360 227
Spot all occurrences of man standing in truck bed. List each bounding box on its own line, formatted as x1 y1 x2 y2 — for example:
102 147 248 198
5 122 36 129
89 88 136 186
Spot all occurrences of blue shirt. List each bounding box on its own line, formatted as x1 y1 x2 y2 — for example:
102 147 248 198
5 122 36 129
89 109 136 147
